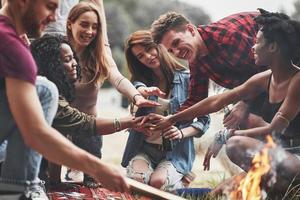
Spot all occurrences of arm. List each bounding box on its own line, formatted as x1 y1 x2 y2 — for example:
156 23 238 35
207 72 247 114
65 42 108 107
6 78 129 192
152 72 268 130
54 98 143 135
234 73 300 138
87 0 158 107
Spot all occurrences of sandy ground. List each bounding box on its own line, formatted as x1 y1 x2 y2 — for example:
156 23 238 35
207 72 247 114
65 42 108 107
63 88 242 188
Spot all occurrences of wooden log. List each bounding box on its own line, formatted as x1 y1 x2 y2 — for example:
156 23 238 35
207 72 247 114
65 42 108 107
127 178 186 200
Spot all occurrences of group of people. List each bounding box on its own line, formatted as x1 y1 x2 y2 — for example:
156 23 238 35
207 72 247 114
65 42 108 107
0 0 299 199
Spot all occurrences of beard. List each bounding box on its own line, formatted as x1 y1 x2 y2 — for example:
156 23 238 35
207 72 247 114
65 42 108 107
22 6 42 38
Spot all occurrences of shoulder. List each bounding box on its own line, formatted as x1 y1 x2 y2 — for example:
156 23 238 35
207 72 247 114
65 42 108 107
289 70 300 89
173 69 190 82
245 69 271 89
174 69 190 76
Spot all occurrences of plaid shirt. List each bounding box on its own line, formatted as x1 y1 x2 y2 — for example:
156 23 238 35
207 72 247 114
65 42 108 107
180 12 268 110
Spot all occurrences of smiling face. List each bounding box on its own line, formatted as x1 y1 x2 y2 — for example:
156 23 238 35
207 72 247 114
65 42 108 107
22 0 58 38
131 44 160 70
160 25 199 63
68 11 98 51
252 30 272 66
60 43 78 80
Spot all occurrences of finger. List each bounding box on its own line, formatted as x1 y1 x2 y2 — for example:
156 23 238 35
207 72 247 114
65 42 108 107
137 100 161 108
213 147 222 158
223 118 236 128
223 112 233 124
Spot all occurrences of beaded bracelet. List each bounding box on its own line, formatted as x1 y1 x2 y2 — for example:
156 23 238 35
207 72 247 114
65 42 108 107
214 129 230 144
114 118 122 132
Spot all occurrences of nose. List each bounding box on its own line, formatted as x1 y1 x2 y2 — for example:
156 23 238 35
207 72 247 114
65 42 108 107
85 26 93 34
72 58 78 68
47 14 56 23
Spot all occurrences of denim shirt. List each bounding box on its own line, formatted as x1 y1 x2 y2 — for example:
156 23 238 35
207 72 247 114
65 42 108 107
121 70 210 174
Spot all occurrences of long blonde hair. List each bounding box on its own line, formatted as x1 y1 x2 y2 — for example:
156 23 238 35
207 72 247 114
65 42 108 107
67 1 109 84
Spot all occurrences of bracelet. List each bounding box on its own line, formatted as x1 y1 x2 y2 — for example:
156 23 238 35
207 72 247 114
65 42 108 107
114 118 122 132
116 77 126 89
178 128 184 139
214 129 230 144
132 94 142 105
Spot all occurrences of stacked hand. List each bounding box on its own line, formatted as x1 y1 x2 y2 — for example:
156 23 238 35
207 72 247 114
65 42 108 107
130 116 155 136
141 113 175 131
134 86 166 108
142 86 166 98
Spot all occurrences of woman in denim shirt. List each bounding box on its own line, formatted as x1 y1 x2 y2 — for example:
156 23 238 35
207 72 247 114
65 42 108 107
121 30 210 191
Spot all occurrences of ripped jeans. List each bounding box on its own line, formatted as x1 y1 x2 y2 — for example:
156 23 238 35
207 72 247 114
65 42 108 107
126 142 184 191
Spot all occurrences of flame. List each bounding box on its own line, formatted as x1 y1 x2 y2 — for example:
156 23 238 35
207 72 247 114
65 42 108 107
230 135 276 200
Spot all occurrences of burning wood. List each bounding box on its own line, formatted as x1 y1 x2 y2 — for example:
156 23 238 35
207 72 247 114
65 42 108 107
230 135 276 200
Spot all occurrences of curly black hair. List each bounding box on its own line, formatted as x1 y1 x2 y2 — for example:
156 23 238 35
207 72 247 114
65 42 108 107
255 8 300 65
30 34 81 102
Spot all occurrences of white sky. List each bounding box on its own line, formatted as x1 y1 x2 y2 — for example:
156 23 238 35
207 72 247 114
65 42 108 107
179 0 297 21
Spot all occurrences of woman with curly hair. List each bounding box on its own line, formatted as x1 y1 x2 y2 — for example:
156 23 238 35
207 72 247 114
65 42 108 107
121 30 210 191
151 9 300 194
65 1 159 185
30 34 145 188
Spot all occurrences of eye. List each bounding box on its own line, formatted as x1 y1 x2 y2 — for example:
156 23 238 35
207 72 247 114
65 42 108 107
63 56 72 63
137 54 144 60
92 24 98 30
80 22 89 28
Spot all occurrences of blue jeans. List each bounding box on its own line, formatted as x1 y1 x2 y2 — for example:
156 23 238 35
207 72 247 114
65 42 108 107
0 76 58 189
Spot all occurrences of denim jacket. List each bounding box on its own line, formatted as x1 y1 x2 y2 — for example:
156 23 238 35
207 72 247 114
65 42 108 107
121 70 210 174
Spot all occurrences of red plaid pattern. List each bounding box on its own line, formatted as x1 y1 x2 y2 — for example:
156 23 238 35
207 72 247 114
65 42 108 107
180 12 268 110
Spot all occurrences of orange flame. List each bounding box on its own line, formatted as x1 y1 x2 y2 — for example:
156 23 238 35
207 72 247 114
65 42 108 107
230 135 276 200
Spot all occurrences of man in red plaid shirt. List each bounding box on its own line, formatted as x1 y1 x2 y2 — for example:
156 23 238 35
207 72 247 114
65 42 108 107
151 11 267 128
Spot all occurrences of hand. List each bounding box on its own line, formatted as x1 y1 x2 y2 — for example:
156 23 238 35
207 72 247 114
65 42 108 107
162 126 183 140
93 163 129 192
142 113 175 131
142 86 166 98
134 95 160 108
203 141 223 171
223 101 249 129
130 116 154 137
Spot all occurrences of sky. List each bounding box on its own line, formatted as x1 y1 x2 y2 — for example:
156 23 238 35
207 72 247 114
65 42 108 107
179 0 297 21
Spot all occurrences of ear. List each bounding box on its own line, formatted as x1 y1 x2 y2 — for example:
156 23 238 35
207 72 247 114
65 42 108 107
268 41 278 53
186 24 196 36
67 20 72 31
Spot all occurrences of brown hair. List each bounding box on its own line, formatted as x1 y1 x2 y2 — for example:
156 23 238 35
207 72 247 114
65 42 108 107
125 30 186 95
151 11 190 43
67 1 109 84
